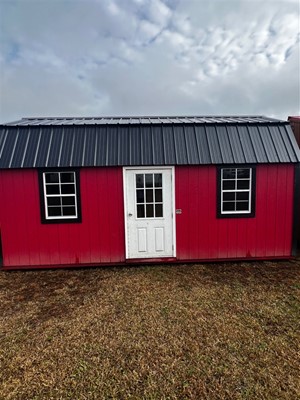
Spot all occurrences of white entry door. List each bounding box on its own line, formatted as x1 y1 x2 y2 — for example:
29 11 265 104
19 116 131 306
124 168 175 259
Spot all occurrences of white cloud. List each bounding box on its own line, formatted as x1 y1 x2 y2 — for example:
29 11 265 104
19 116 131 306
137 19 162 43
146 0 172 26
106 0 120 16
0 0 299 122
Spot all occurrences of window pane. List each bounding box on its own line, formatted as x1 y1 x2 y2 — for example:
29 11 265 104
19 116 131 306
47 197 61 206
237 180 250 190
237 169 250 179
136 174 144 188
223 202 235 212
48 207 62 217
146 204 154 218
236 201 249 211
63 206 76 216
154 174 162 187
137 204 145 218
45 173 59 183
146 189 153 203
62 196 76 206
61 184 75 194
236 192 249 201
155 204 163 217
222 169 236 179
223 192 235 201
145 174 153 188
136 189 144 203
155 189 162 202
222 180 235 190
61 172 75 183
46 184 60 195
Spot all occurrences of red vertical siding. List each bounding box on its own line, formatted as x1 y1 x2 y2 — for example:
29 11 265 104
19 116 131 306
175 165 294 260
0 164 295 269
0 168 125 268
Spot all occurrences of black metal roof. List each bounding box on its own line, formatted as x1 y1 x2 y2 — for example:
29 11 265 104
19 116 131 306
0 116 299 168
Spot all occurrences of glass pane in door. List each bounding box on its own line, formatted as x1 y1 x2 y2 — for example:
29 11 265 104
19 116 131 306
136 173 163 218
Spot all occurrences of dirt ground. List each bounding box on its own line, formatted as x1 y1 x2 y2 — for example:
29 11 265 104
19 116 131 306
0 259 299 399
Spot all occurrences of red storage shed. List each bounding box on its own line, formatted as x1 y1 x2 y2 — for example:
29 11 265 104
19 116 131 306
0 116 299 270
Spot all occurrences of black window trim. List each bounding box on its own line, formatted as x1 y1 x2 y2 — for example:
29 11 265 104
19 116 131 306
38 168 82 224
217 165 256 219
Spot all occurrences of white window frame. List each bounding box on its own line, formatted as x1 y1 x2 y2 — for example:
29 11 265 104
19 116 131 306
221 168 252 215
42 171 78 220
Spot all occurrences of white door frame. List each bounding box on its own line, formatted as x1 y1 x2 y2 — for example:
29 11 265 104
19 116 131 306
123 166 176 259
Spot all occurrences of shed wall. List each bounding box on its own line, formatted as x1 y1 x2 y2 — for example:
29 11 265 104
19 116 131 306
0 168 125 267
175 164 294 260
0 164 295 268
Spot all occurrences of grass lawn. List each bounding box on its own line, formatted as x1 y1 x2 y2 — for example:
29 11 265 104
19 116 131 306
0 260 299 400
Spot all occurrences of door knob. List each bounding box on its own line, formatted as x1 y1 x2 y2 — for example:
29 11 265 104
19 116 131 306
128 213 133 217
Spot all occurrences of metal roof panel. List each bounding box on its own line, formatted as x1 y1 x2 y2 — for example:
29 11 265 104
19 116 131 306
194 125 211 164
47 128 63 167
215 126 234 164
205 126 223 164
140 126 154 165
34 127 52 168
281 125 300 162
173 126 188 164
183 126 200 164
69 128 85 167
23 128 41 168
0 128 6 153
162 125 176 164
118 126 130 165
226 126 246 164
152 126 165 164
10 129 29 168
83 126 97 166
268 126 290 162
0 128 18 168
59 127 74 167
129 126 142 165
106 126 118 165
257 125 278 163
95 126 108 166
235 126 257 163
247 126 268 163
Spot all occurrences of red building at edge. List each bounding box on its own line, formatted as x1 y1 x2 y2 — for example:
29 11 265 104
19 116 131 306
288 116 300 248
0 116 299 270
289 116 300 146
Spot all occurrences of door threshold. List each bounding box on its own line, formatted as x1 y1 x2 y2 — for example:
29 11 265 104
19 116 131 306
126 257 177 264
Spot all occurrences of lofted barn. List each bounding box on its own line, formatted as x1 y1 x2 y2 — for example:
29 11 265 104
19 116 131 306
0 115 299 269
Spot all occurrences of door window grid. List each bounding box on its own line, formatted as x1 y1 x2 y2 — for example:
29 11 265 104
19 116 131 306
136 173 163 218
221 168 252 214
43 172 78 219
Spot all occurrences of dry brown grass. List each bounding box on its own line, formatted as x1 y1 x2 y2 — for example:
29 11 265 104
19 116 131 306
0 259 299 400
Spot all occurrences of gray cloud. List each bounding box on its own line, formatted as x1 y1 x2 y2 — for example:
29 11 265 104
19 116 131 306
0 0 299 122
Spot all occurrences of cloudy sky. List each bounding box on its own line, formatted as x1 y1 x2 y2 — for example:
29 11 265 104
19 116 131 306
0 0 299 123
